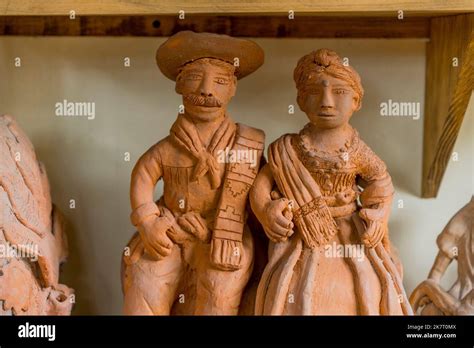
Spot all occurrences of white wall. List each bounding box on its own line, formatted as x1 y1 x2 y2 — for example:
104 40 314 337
0 36 472 314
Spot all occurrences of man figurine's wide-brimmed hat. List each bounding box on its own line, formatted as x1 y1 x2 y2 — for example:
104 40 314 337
156 31 264 81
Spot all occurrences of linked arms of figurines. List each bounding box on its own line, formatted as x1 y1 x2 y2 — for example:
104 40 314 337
249 164 294 244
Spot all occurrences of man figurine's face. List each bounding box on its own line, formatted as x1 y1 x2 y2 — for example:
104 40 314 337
298 73 359 129
176 59 237 122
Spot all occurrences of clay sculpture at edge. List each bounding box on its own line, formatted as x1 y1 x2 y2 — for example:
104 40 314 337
0 114 74 315
410 197 473 315
121 31 266 315
250 49 413 315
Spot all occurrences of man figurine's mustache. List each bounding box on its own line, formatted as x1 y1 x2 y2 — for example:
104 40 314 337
184 94 222 107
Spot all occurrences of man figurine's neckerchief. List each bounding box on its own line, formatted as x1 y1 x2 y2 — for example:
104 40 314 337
169 114 264 271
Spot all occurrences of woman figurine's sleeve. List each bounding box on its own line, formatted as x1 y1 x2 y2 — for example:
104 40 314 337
356 141 394 250
356 141 394 208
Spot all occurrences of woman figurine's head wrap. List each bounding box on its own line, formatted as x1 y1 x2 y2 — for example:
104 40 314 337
294 49 364 111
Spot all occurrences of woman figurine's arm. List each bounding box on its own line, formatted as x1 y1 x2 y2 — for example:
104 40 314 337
250 164 294 243
356 143 394 248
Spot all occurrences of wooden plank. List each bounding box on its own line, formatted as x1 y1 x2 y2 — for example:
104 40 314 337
0 15 430 38
0 0 473 16
422 14 474 198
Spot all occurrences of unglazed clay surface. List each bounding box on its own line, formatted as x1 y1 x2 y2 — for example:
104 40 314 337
410 197 473 315
0 114 74 315
250 49 413 315
122 31 265 315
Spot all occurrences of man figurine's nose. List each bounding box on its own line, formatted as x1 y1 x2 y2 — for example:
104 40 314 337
199 76 214 97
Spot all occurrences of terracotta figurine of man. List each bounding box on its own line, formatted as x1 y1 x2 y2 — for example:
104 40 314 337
122 31 265 315
250 49 412 315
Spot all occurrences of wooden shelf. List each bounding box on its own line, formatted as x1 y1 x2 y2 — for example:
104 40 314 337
0 0 473 198
0 0 472 16
0 15 432 38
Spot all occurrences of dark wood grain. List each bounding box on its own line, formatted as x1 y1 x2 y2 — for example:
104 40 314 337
0 15 430 38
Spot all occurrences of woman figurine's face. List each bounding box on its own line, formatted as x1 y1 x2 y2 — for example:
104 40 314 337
298 73 359 129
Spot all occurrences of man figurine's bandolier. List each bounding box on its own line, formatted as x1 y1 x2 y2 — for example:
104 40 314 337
121 31 265 315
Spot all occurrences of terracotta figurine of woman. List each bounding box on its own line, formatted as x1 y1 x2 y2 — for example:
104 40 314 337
250 49 413 315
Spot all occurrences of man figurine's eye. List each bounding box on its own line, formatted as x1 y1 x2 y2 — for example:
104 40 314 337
333 89 348 95
186 74 202 80
215 77 229 85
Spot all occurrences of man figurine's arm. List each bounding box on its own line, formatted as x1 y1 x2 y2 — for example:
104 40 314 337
130 145 163 226
250 164 274 223
130 144 174 260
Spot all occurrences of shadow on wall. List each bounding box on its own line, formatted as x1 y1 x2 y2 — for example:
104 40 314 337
34 134 98 315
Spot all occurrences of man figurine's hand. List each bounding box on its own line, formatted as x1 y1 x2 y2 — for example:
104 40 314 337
177 211 211 242
137 214 174 261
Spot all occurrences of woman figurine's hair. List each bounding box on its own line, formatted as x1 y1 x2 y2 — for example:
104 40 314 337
294 49 364 110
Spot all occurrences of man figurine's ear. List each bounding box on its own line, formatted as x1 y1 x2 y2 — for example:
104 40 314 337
175 74 184 95
230 76 237 97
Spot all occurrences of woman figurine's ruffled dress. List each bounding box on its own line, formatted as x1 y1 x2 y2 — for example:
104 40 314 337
250 49 413 315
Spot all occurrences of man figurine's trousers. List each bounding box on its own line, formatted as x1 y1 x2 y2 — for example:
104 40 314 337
123 227 254 315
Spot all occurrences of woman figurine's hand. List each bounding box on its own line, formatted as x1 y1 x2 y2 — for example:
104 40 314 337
359 208 386 248
262 198 294 243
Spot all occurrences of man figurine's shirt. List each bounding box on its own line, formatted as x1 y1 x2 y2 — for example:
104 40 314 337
131 115 236 224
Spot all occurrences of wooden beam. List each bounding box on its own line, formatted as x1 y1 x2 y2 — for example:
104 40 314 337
0 15 430 38
0 0 473 16
422 14 474 198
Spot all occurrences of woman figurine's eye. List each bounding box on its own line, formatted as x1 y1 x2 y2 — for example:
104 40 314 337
305 86 321 94
333 89 348 95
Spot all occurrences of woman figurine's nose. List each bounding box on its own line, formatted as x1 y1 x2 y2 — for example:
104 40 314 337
321 89 335 109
